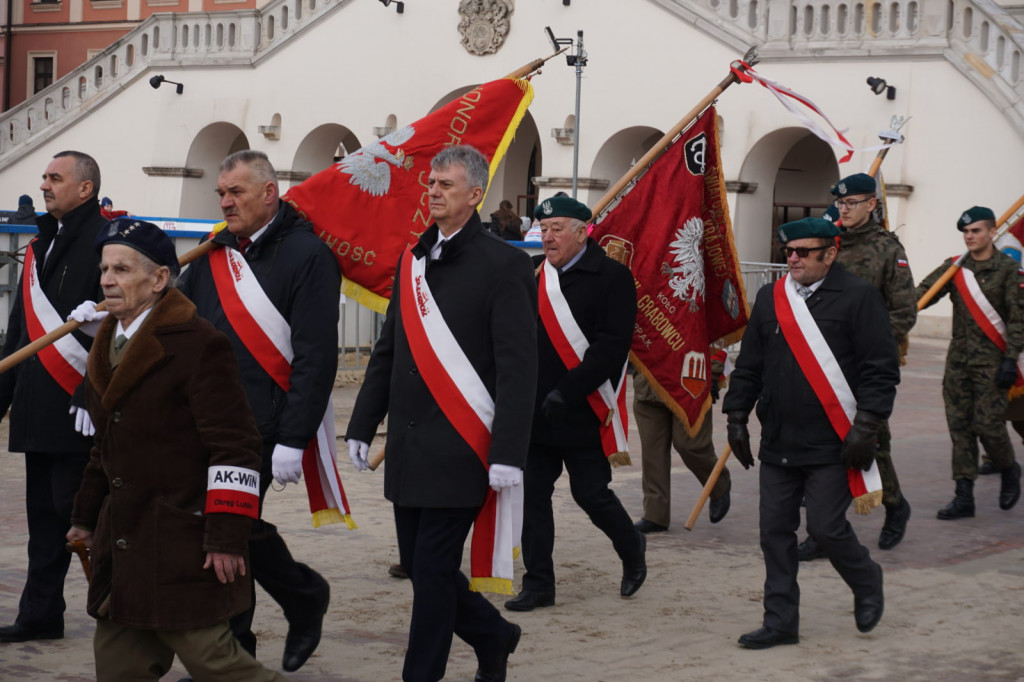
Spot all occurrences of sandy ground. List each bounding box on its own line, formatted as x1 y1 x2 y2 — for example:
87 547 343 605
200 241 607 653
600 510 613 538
0 335 1023 681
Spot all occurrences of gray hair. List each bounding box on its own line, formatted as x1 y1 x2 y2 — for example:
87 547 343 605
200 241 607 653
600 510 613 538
431 145 490 192
220 150 279 187
54 151 101 199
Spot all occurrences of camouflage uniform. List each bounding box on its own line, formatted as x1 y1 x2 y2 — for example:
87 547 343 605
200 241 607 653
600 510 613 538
837 217 917 507
916 250 1024 479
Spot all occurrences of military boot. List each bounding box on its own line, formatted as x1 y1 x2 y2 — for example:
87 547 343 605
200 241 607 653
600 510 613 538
937 479 974 520
999 461 1021 510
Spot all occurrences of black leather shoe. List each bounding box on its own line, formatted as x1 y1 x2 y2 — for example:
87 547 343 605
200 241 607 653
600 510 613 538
797 536 824 561
937 479 975 520
504 590 555 612
634 518 668 534
999 461 1021 510
979 460 997 475
0 622 63 643
854 564 884 633
474 623 521 682
878 496 911 550
281 584 330 672
709 489 731 524
620 532 647 598
388 563 409 579
737 625 798 649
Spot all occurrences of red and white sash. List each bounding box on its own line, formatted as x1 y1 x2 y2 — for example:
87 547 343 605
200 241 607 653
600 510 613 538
399 247 521 595
21 243 88 395
952 264 1024 385
538 259 631 466
773 274 883 514
209 244 354 529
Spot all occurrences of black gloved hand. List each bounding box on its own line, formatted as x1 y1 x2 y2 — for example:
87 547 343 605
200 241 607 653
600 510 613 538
709 379 720 404
726 412 754 470
995 357 1018 390
541 389 567 421
842 410 882 471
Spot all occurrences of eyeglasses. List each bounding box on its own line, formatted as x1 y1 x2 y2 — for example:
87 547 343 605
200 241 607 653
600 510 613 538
781 245 830 258
834 197 872 210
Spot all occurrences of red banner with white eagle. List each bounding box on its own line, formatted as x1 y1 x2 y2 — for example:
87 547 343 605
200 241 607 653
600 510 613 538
589 106 748 434
283 77 534 313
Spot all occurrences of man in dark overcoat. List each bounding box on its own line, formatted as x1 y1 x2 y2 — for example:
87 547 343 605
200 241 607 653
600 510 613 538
504 195 646 612
0 150 105 642
66 220 286 681
346 145 537 682
723 217 899 649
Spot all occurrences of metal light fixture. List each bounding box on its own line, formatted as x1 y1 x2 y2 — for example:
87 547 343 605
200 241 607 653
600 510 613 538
866 77 895 100
149 74 183 94
379 0 404 13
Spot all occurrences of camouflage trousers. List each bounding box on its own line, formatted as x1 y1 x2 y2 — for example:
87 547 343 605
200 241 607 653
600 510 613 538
943 362 1016 480
874 419 904 509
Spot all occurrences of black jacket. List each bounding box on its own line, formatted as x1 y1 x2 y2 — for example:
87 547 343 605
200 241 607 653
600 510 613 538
178 201 340 449
0 199 105 453
722 263 900 466
346 213 538 508
530 239 637 450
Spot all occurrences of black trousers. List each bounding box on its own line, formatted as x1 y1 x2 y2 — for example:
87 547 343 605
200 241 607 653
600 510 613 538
759 461 880 634
229 442 329 656
521 442 642 593
393 504 512 682
18 451 89 630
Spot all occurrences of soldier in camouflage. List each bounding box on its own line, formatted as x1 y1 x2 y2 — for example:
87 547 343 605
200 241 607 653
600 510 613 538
916 206 1023 519
798 173 916 560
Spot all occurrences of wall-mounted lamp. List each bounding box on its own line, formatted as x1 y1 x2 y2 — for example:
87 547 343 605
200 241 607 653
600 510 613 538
562 0 571 5
379 0 404 13
866 77 895 101
149 74 183 94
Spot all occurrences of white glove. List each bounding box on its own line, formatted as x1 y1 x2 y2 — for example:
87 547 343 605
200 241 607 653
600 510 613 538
69 405 95 437
271 444 304 484
67 300 108 338
348 439 369 471
488 463 522 492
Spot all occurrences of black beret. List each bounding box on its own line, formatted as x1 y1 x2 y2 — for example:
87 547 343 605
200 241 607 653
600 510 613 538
956 206 996 231
18 194 32 207
96 219 180 276
534 195 592 222
778 217 840 244
830 173 876 197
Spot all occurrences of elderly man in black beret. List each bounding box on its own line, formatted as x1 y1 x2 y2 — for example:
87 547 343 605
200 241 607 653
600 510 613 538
505 195 646 612
66 220 285 681
723 217 899 649
916 207 1024 520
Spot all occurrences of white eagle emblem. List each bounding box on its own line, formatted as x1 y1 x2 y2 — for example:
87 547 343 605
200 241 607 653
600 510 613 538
661 217 705 312
337 126 416 196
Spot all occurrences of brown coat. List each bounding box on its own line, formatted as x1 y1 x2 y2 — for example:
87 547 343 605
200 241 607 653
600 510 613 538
71 288 263 630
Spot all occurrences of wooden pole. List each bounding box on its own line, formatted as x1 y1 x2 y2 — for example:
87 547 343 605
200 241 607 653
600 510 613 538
0 231 223 376
683 445 732 531
505 49 568 80
916 192 1024 311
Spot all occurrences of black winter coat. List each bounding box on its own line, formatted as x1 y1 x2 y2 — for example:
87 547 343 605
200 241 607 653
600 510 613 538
346 213 538 508
178 201 341 449
0 199 105 453
530 239 637 450
722 263 900 466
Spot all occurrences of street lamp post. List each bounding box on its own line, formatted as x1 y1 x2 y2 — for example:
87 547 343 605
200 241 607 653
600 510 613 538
545 27 589 199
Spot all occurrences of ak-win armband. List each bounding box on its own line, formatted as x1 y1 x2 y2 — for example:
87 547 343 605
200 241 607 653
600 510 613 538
205 465 260 519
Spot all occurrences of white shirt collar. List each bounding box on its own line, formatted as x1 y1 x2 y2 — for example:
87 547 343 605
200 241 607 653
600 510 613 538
116 306 153 340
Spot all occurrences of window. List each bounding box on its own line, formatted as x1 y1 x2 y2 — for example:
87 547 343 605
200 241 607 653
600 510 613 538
34 57 54 94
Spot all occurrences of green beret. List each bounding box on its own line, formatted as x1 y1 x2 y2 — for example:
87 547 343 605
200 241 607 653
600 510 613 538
821 205 840 223
830 173 876 197
956 206 996 231
535 195 592 222
778 217 840 244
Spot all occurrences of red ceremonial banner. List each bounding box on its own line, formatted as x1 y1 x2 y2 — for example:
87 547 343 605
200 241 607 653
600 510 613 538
590 106 748 433
283 78 534 312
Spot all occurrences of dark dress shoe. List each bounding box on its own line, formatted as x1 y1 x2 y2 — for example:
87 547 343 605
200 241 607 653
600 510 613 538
797 536 824 561
388 563 409 579
282 585 330 672
854 564 884 633
0 622 63 642
999 461 1021 510
634 518 668 534
504 590 555 612
474 623 521 682
737 625 799 649
709 489 731 524
620 532 647 598
979 460 997 475
878 496 911 550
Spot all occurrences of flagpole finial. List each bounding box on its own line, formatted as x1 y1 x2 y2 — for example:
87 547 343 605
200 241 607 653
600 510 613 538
742 45 760 67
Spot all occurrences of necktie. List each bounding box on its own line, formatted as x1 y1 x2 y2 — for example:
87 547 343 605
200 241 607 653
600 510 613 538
797 285 812 299
114 334 128 352
237 237 252 255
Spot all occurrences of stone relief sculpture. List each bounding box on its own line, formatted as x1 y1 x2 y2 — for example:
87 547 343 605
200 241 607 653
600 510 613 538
458 0 513 56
